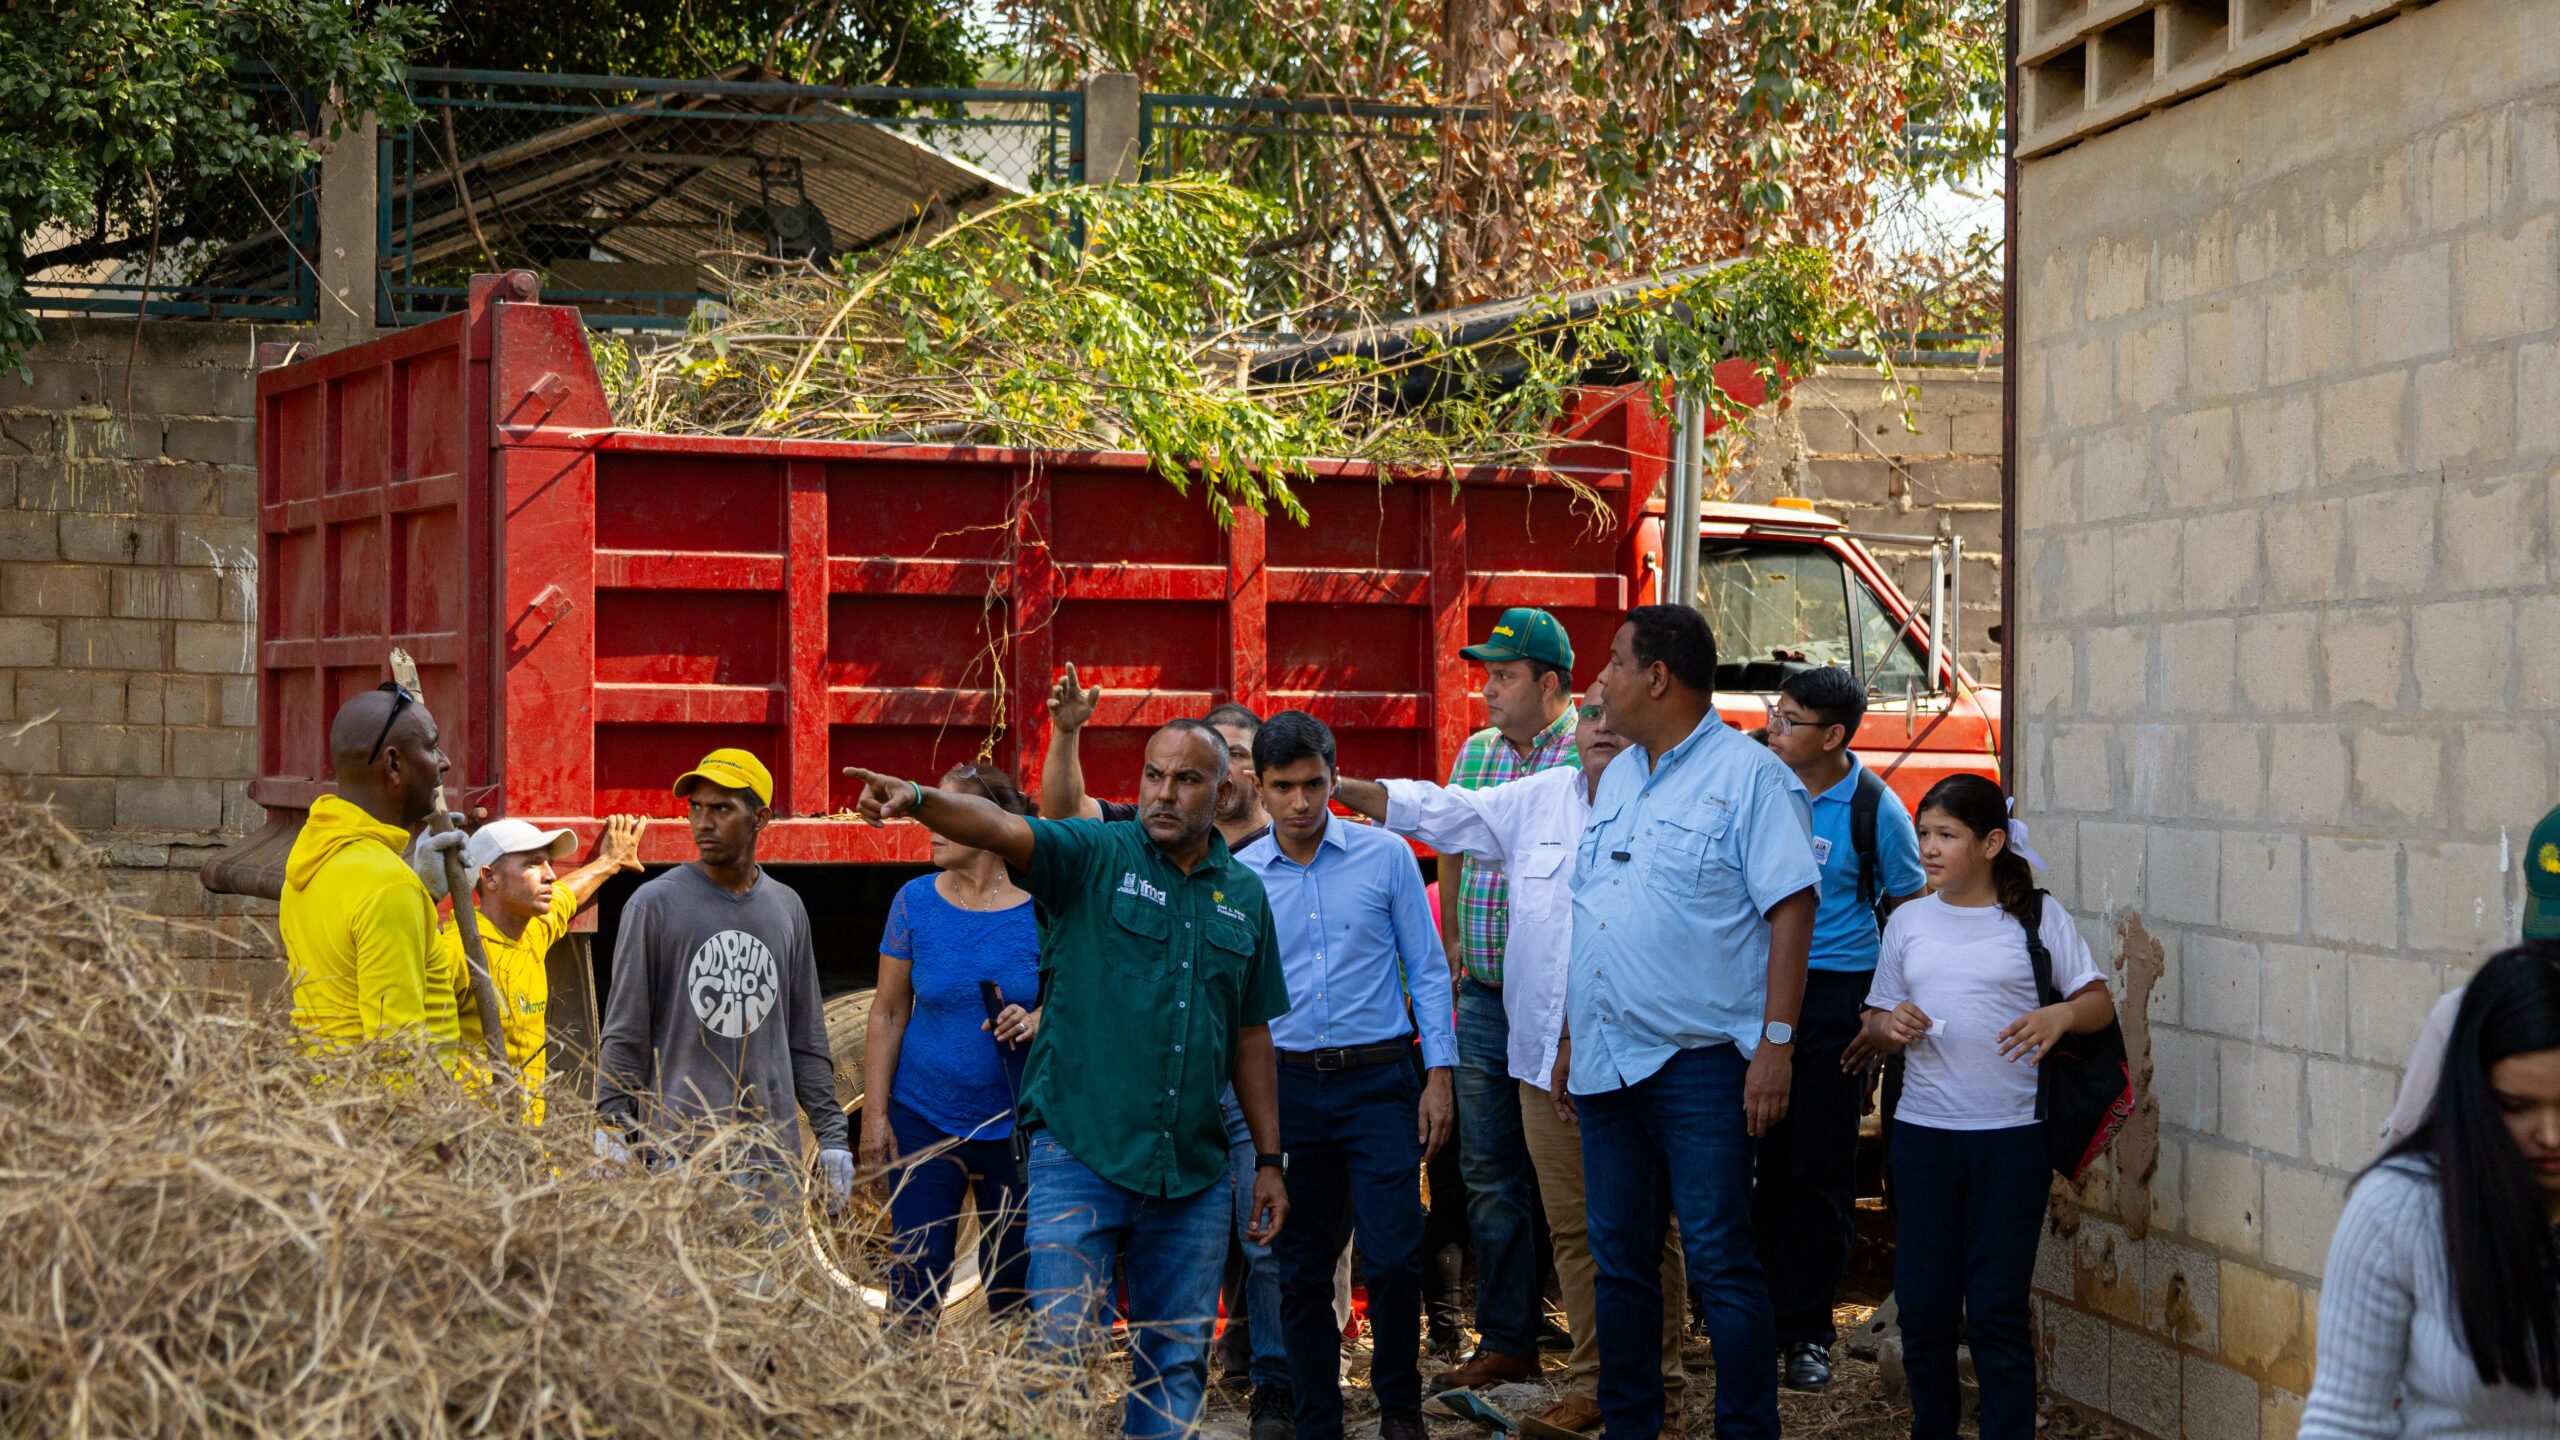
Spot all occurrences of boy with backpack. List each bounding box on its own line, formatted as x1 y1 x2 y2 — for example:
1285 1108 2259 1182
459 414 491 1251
1756 665 1927 1391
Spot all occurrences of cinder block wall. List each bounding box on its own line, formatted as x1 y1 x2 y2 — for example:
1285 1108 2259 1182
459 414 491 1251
1723 364 2006 681
2012 2 2560 1434
1 321 297 984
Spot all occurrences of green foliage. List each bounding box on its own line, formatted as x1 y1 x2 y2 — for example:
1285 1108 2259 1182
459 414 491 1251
1003 0 2004 310
601 179 1852 527
417 0 980 89
0 0 424 374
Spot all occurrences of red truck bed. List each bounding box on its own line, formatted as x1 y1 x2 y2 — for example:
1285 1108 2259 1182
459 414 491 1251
234 272 1764 870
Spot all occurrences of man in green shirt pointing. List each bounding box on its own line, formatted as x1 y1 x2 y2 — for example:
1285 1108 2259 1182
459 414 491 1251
845 720 1291 1440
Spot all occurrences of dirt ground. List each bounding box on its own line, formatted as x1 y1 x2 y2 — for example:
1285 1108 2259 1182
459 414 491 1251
1191 1209 2134 1440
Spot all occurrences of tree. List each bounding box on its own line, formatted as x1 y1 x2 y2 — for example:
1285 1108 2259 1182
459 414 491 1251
601 180 1850 524
415 0 982 89
0 0 425 374
999 0 2000 320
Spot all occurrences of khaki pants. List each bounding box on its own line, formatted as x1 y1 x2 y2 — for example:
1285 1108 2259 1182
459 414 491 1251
1518 1080 1689 1404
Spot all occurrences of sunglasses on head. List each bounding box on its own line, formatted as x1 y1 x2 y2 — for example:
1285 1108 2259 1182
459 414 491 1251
366 681 416 764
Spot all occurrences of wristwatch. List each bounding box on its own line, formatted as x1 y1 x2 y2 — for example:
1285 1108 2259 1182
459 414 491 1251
1761 1020 1796 1046
1255 1152 1287 1172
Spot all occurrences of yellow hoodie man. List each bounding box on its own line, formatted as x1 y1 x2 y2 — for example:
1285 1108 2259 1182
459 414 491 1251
283 794 457 1060
279 683 462 1071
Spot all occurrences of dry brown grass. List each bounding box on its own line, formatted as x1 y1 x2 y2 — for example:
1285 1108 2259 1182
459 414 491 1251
0 799 1092 1437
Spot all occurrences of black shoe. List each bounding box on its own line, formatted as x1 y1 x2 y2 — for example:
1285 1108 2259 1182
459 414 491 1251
1428 1323 1467 1359
1249 1382 1294 1440
1380 1412 1432 1440
1783 1340 1834 1392
1537 1314 1575 1353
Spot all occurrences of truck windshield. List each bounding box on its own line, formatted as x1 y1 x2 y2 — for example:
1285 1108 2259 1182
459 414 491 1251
1695 540 1925 694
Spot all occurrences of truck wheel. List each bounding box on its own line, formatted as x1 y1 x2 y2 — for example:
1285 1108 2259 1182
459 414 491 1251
818 987 988 1320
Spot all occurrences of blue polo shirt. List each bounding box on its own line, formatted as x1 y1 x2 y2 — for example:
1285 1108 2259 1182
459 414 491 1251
1567 714 1821 1094
1805 756 1927 974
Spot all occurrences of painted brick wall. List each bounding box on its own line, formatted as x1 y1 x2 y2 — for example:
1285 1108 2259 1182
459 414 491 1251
1723 364 2007 682
2012 2 2560 1434
0 321 300 985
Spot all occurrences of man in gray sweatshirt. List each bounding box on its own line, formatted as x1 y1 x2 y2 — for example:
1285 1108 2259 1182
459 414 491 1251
594 748 854 1210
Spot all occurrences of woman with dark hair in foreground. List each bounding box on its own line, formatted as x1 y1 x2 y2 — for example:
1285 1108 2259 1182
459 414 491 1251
2299 942 2560 1437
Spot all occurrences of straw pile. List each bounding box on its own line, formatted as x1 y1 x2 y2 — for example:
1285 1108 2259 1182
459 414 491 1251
0 799 1088 1437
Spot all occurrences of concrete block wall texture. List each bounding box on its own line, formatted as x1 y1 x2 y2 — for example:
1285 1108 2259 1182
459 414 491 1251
2013 0 2560 1434
1720 364 2007 682
0 320 297 980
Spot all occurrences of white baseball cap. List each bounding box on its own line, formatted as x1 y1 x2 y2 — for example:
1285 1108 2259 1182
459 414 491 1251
464 818 578 873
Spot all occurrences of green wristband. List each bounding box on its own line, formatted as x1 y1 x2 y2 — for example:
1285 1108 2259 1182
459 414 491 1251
908 779 926 813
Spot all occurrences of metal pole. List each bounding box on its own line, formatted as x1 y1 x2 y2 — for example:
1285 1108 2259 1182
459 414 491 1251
1948 535 1966 689
1662 393 1705 607
1926 543 1948 700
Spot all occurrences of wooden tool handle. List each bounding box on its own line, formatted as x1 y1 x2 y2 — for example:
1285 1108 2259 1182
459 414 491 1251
390 649 513 1078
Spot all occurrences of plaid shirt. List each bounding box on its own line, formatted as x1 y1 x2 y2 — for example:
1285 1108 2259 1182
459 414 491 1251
1447 710 1579 986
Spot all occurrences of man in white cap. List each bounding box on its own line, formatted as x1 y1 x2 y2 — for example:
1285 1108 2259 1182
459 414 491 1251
438 812 645 1120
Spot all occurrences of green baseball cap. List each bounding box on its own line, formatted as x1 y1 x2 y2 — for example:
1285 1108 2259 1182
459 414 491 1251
2526 804 2560 941
1460 607 1574 671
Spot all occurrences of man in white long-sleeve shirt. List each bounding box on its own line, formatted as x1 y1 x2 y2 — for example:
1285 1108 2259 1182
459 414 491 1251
1333 683 1688 1437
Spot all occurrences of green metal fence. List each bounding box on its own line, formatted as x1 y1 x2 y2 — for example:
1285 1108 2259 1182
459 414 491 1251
379 69 1083 328
20 82 323 322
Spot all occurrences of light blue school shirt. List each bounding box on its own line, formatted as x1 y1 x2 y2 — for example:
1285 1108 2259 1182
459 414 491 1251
1239 815 1459 1069
1806 755 1927 973
1567 713 1821 1095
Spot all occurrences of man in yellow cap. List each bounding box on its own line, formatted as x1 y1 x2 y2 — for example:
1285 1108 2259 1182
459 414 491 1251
594 749 855 1210
281 682 470 1071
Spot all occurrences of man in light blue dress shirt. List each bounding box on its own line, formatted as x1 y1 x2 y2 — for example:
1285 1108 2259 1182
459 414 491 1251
1239 710 1457 1440
1552 606 1820 1440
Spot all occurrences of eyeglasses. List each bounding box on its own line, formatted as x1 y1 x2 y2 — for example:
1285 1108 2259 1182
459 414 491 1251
1765 713 1836 736
365 682 416 764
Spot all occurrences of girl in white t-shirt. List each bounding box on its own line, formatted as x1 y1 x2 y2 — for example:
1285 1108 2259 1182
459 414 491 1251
1860 774 2115 1440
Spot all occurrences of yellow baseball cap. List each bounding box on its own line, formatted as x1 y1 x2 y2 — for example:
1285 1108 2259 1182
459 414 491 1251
673 747 772 808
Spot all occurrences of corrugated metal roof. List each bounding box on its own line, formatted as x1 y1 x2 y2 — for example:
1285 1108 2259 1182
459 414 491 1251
388 91 1032 280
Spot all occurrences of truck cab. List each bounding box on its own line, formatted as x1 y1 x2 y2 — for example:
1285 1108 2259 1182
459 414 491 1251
1692 500 2000 813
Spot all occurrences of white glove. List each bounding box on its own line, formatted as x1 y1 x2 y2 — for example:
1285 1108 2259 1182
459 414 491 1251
818 1147 857 1214
411 824 471 900
593 1127 633 1165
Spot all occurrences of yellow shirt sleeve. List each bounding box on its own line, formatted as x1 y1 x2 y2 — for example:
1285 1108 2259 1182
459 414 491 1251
441 919 483 1051
522 881 579 956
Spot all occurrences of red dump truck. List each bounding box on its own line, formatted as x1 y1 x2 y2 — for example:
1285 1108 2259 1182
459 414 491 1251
204 272 1998 1062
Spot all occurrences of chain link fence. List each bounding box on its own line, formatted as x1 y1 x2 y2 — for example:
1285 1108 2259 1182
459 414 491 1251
17 71 1484 330
381 70 1082 328
20 81 323 322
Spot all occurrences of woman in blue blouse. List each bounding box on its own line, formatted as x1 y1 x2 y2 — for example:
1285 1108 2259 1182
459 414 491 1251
858 764 1042 1317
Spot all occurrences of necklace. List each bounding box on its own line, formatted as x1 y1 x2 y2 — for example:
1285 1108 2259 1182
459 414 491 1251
941 874 1018 911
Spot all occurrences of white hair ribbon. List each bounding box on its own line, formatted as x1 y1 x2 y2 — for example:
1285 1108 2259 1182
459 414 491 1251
2003 797 2048 872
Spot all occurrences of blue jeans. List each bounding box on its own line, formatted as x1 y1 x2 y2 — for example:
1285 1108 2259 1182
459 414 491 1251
1580 1045 1778 1440
885 1098 1029 1317
1890 1121 2049 1440
1454 977 1541 1359
1025 1132 1232 1439
1275 1060 1426 1437
1221 1089 1291 1389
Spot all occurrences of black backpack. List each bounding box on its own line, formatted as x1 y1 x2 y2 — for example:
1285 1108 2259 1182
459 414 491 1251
2020 890 2137 1181
1849 766 1892 937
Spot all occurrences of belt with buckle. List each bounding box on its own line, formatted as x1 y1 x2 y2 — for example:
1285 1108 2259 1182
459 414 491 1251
1277 1039 1411 1071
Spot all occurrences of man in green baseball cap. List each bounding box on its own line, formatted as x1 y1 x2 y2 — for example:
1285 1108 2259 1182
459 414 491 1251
2527 803 2560 941
1460 606 1576 673
1434 605 1582 1386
